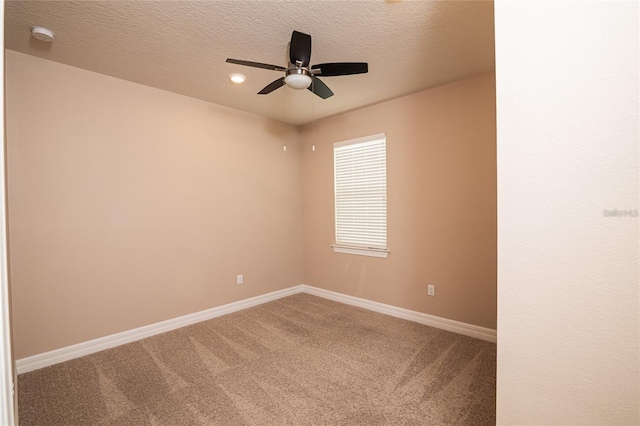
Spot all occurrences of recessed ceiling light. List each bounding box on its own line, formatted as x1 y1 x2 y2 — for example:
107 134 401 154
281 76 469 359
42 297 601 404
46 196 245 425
31 26 55 42
229 73 246 84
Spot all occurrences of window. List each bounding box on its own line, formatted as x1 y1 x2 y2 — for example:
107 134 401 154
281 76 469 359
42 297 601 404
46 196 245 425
333 133 388 258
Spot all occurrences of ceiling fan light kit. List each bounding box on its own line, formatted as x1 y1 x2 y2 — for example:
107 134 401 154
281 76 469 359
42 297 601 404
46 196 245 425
226 30 368 99
284 69 312 90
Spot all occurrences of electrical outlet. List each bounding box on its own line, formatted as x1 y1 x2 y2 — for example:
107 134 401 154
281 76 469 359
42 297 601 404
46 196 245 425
428 284 435 296
237 274 243 285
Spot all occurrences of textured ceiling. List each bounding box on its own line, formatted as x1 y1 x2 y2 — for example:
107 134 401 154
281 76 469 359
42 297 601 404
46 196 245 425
5 1 495 126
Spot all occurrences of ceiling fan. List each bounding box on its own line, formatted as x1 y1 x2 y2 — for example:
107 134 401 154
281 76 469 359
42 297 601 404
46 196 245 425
226 30 368 99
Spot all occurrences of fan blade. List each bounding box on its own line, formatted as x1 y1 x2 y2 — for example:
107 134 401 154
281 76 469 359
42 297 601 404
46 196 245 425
226 58 286 72
311 62 368 76
289 31 311 67
308 76 334 99
258 77 286 95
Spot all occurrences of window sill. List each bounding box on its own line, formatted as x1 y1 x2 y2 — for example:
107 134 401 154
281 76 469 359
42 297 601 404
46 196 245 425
331 245 389 258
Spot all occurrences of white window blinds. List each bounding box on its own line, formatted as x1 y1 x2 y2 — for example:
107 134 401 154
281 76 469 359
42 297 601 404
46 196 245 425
334 133 387 253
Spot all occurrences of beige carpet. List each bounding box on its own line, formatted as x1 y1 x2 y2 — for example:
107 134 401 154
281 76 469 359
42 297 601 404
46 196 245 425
18 293 496 425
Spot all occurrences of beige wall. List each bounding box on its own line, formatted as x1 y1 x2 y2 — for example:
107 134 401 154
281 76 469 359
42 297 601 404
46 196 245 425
5 49 496 360
5 51 303 359
301 73 497 329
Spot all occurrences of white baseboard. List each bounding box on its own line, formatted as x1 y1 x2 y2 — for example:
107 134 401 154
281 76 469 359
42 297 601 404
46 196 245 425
301 285 497 343
16 286 304 374
16 284 496 374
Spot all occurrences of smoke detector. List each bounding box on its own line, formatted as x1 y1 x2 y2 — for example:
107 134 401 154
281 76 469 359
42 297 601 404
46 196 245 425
31 26 55 42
